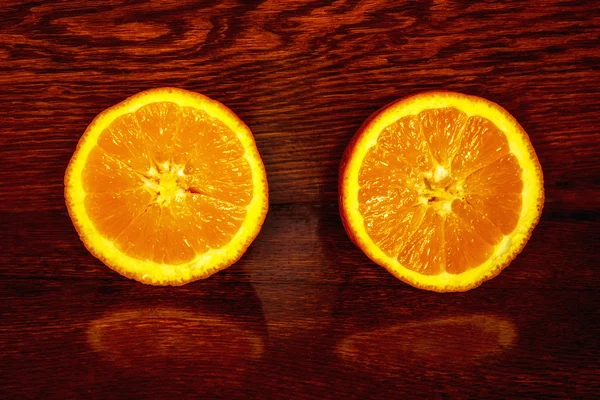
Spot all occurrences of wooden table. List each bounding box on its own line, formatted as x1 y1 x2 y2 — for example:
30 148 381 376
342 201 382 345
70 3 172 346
1 1 598 398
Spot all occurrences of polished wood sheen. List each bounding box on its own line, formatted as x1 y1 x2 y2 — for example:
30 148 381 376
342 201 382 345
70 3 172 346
1 1 598 398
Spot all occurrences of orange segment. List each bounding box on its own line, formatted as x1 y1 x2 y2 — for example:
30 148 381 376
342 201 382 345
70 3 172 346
82 147 145 193
340 91 544 292
114 203 163 262
182 194 246 249
445 209 495 275
65 88 268 285
464 154 523 196
465 193 522 235
84 189 152 240
84 189 153 240
398 208 446 276
185 158 254 206
451 116 510 179
377 115 434 172
451 200 503 246
173 107 244 166
419 107 467 165
97 113 154 172
134 102 181 163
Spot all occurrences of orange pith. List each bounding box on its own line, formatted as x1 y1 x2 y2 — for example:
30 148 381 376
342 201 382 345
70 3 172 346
65 88 268 285
340 92 544 292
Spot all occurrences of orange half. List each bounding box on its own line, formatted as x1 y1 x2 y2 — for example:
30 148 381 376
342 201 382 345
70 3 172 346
339 91 543 292
65 88 268 285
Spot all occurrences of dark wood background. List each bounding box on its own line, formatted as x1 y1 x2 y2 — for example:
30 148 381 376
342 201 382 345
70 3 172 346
1 0 599 398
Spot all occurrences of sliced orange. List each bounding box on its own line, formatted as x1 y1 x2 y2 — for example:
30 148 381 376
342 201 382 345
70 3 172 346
339 91 544 292
65 88 268 285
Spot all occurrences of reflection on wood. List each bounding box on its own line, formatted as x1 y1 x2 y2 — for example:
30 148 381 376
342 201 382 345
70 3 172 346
336 314 516 373
247 205 339 337
87 308 264 371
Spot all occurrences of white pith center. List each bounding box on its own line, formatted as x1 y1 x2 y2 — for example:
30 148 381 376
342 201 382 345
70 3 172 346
143 161 189 206
418 165 465 215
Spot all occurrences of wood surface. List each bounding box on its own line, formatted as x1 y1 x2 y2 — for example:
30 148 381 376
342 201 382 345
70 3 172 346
1 0 599 398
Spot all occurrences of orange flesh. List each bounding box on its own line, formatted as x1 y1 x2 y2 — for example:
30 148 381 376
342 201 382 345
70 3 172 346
358 107 523 275
81 102 253 265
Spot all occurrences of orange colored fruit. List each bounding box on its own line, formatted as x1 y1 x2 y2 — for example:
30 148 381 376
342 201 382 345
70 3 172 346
65 88 268 285
339 91 544 292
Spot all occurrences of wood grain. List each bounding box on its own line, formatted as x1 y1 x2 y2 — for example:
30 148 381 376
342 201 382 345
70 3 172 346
1 0 599 398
